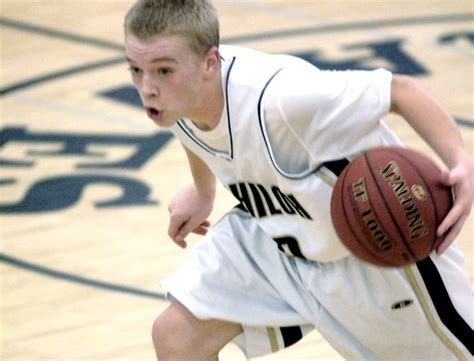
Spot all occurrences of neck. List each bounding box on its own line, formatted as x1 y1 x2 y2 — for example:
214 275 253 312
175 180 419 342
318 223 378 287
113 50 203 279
191 75 224 131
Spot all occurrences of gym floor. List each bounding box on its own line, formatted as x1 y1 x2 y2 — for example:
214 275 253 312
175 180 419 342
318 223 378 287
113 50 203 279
1 1 472 360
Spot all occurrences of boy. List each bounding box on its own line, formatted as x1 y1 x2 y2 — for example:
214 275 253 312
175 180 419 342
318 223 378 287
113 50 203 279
124 0 473 360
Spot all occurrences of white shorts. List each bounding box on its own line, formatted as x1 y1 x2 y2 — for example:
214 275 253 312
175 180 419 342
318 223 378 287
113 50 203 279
161 208 473 360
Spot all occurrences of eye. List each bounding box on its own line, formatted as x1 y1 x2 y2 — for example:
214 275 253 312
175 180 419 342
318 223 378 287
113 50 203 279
127 65 141 75
158 67 172 76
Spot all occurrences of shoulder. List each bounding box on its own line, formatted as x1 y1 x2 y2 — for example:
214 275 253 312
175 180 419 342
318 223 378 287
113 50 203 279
269 66 392 101
265 67 392 119
219 45 310 87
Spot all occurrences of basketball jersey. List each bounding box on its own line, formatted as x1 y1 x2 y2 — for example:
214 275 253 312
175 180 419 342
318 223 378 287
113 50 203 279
170 45 402 262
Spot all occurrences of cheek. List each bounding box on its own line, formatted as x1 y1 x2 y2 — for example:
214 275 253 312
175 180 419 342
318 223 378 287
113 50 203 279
130 76 144 96
181 73 202 93
170 78 195 98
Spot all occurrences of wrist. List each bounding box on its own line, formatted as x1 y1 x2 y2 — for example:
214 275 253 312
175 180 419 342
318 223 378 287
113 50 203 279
193 179 216 202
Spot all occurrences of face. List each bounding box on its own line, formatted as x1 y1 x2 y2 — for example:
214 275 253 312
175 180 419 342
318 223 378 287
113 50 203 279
125 34 210 127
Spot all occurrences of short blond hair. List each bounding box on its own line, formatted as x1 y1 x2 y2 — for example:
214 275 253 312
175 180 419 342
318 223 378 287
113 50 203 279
124 0 220 55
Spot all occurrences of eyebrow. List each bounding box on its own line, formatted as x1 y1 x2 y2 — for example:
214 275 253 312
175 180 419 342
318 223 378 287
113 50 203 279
125 56 177 64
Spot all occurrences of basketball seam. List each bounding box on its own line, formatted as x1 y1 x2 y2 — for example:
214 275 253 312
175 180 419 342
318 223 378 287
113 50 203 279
339 159 397 266
390 148 442 251
363 151 418 263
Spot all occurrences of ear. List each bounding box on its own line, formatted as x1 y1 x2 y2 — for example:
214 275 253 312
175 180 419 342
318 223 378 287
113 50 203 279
203 46 220 79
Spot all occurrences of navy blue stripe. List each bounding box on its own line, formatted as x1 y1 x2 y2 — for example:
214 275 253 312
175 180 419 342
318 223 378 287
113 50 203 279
223 13 473 44
224 57 236 159
1 14 472 97
258 76 350 180
175 57 236 160
416 257 474 354
280 326 303 347
0 56 125 96
176 120 231 159
455 117 474 128
3 14 470 51
0 253 166 300
176 120 218 156
257 68 285 171
0 17 123 50
3 14 471 49
321 159 349 176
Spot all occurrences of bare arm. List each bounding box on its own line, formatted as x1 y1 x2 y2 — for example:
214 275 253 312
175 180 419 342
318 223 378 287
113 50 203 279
390 74 473 253
167 144 216 248
183 145 217 201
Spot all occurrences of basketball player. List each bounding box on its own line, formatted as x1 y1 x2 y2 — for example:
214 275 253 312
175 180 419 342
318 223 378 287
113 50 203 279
123 1 474 360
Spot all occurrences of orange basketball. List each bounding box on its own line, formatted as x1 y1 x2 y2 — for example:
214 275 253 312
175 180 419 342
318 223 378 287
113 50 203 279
330 146 453 267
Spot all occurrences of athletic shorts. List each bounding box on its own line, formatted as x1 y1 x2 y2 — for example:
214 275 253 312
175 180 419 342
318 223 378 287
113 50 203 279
160 208 473 360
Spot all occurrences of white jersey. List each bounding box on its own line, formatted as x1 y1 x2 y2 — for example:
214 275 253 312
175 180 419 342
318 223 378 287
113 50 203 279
163 46 474 360
170 45 402 262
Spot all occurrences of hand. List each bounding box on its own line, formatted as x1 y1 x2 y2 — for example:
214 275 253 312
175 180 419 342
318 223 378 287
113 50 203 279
167 183 214 248
436 156 474 254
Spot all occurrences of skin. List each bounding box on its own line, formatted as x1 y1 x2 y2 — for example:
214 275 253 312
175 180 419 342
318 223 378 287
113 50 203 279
126 33 473 253
125 34 223 130
151 300 242 361
125 33 473 360
389 75 474 253
125 33 222 248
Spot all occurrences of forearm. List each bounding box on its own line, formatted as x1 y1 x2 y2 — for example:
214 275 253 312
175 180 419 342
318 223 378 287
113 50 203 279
183 145 217 201
389 74 467 168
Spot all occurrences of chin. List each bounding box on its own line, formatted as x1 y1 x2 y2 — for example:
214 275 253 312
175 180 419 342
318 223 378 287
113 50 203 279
151 117 177 128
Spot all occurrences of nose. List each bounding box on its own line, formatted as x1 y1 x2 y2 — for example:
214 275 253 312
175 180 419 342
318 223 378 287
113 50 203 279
141 73 159 98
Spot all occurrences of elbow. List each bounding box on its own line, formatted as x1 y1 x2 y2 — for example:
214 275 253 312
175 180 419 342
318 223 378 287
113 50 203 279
389 74 422 115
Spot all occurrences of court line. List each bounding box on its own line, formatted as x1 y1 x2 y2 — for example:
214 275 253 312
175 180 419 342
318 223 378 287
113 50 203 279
0 17 123 51
15 95 156 131
223 13 473 44
2 13 471 49
0 56 125 96
0 253 167 301
455 117 474 128
1 11 472 297
1 13 472 96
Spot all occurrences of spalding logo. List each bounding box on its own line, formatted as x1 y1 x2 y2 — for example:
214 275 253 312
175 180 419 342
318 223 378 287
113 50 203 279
411 184 428 201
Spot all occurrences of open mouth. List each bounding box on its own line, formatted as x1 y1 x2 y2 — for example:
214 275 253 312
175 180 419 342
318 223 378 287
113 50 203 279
146 107 163 122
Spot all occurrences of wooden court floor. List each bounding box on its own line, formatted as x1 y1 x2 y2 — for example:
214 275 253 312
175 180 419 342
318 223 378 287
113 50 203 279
1 1 472 360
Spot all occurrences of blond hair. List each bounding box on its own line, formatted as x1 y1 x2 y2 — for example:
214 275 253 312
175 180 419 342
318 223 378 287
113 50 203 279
124 0 220 55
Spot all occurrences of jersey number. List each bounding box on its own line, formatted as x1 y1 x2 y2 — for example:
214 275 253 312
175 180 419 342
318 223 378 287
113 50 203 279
272 236 305 259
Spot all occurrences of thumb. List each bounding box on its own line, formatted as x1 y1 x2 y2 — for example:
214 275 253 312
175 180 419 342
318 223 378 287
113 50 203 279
440 169 455 186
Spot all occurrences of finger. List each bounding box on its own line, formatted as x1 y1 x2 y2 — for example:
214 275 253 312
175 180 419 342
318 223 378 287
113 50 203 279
167 215 183 239
168 215 189 248
188 220 211 234
177 218 212 243
191 224 210 236
194 220 211 230
170 230 188 248
175 218 201 245
437 200 464 236
172 229 188 249
436 213 467 254
174 238 188 249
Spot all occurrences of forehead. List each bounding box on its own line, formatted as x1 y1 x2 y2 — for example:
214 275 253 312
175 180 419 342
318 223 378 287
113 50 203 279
125 34 193 63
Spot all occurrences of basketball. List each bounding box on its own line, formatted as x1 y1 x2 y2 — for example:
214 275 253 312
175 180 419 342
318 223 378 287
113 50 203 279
330 146 453 267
